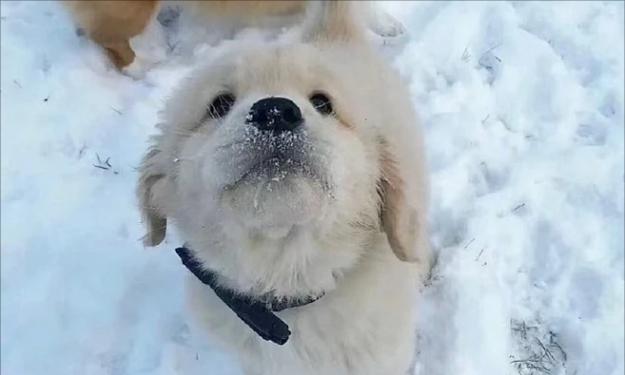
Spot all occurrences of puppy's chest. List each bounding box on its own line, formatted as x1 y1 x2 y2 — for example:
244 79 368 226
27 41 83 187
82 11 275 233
237 295 414 375
190 254 417 374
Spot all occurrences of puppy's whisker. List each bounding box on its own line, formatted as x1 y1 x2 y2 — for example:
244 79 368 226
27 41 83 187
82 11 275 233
173 157 197 163
161 128 196 137
161 122 210 136
182 145 215 163
216 141 246 151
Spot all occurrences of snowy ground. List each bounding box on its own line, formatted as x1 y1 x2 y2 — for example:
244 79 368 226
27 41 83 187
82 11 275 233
1 1 623 375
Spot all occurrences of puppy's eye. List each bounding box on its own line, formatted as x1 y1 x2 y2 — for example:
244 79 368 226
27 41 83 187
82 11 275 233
208 93 236 119
309 92 333 115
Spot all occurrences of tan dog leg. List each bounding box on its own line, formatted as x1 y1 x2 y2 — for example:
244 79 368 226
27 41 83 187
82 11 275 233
64 0 159 69
102 40 135 69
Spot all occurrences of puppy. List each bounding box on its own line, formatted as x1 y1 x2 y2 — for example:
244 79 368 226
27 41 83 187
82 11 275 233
64 0 406 71
138 2 429 374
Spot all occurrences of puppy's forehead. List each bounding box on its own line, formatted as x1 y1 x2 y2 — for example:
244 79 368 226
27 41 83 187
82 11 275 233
219 44 334 93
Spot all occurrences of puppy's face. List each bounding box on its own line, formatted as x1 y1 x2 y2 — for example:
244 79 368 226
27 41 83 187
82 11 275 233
139 3 428 296
171 46 378 237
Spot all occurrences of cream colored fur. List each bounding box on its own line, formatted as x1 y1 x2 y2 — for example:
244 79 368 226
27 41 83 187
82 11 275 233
138 2 429 374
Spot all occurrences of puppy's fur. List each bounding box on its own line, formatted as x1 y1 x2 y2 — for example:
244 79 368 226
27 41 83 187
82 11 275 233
64 1 405 71
138 2 429 374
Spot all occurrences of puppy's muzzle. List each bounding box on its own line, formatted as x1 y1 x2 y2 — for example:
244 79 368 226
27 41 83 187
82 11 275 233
246 97 303 134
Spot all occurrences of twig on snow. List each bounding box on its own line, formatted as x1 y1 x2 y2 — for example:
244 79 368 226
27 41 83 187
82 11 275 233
464 238 475 250
475 248 485 261
93 153 119 174
512 203 526 213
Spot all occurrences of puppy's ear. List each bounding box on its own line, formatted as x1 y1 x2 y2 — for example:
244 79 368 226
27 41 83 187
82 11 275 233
301 1 366 43
137 147 169 246
379 142 429 264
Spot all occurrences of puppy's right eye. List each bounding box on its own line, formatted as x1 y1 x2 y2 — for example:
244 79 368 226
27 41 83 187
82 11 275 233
208 93 236 119
309 93 333 116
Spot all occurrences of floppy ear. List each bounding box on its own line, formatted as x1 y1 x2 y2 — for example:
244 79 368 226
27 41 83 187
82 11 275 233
379 142 430 265
137 147 169 246
301 0 367 43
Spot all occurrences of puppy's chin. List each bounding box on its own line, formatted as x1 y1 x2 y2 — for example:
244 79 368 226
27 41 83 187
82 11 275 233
221 172 326 235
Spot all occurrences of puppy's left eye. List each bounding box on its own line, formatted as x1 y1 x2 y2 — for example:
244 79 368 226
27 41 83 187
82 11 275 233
208 93 236 119
309 92 333 115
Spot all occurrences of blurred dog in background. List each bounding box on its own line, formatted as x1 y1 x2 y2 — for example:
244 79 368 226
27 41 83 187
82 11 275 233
64 0 406 73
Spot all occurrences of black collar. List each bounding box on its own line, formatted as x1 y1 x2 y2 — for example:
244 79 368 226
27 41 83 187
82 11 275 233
175 246 323 345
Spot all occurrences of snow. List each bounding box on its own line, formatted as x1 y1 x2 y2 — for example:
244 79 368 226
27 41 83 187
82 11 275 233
1 1 623 374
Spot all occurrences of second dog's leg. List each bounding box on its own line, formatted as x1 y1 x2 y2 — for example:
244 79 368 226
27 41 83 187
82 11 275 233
103 40 136 69
64 0 159 70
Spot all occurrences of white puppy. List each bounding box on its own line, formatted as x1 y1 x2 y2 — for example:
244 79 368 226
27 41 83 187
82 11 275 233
138 2 430 374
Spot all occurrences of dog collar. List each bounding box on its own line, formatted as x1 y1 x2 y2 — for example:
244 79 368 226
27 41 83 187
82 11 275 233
175 246 323 345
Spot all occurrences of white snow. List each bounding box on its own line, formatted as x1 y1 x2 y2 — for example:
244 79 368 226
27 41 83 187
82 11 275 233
1 1 623 374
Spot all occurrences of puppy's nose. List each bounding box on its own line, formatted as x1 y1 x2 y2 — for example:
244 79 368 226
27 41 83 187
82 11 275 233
246 97 303 133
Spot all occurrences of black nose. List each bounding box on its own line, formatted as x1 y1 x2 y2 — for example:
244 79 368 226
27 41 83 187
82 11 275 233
246 97 303 133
